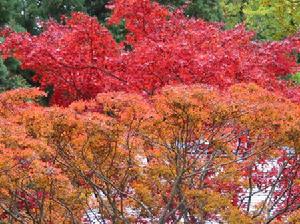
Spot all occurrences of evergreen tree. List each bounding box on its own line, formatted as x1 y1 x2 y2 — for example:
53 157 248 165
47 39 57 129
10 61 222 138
39 0 85 21
0 58 9 92
84 0 110 22
185 0 223 21
0 0 17 27
0 58 28 92
157 0 223 22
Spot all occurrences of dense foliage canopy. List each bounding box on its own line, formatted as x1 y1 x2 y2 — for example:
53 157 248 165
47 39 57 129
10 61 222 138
0 0 299 223
1 0 300 105
221 0 300 40
0 84 299 223
1 0 300 93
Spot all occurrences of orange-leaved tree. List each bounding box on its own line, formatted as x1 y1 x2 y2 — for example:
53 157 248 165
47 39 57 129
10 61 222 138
0 89 88 223
1 83 299 223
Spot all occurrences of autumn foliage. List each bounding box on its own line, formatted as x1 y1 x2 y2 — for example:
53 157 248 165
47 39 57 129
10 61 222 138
1 0 300 105
0 83 299 223
0 0 300 223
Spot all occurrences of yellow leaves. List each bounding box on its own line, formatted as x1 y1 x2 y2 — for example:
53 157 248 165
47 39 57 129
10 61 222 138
186 189 253 223
287 129 300 152
148 163 175 179
288 209 300 224
132 182 154 205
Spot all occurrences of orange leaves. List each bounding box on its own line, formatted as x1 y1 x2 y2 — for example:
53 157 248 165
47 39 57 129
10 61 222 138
0 88 45 103
95 91 151 123
0 90 86 223
0 84 299 222
229 84 300 150
288 209 300 223
0 0 299 220
0 88 45 117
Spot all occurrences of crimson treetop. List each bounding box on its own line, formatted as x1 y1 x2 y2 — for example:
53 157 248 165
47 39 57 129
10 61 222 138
1 0 300 105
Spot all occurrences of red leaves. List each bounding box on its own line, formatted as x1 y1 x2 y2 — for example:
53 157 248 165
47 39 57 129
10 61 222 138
0 1 299 219
108 0 170 45
15 190 46 210
1 13 121 106
1 1 300 106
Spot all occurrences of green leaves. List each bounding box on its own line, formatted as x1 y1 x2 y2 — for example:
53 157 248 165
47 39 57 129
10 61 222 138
185 0 223 22
0 58 28 92
221 0 300 40
291 72 300 84
0 0 18 26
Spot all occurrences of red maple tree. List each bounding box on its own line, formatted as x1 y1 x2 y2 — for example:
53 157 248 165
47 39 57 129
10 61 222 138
1 0 300 105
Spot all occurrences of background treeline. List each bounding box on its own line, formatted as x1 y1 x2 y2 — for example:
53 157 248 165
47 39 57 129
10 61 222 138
1 0 300 93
